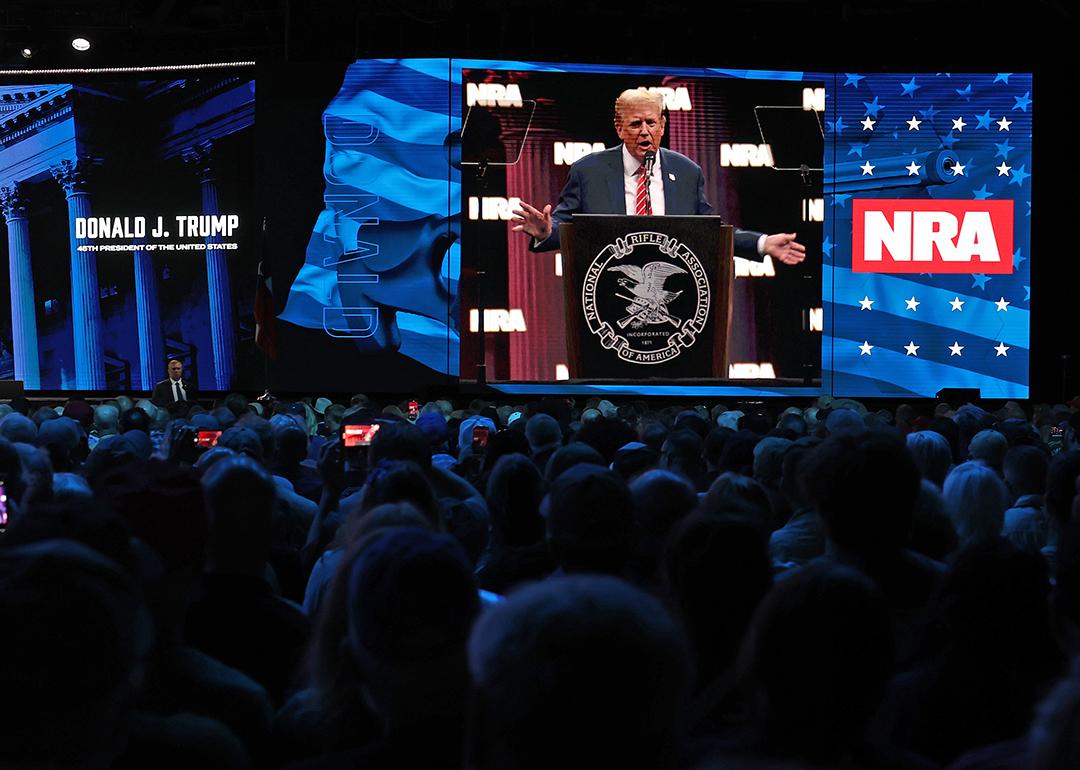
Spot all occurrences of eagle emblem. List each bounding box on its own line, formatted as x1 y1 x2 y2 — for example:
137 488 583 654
607 261 687 328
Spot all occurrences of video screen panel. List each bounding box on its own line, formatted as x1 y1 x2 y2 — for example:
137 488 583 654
823 71 1032 398
1 61 1018 398
265 60 1031 399
269 59 459 394
0 66 256 392
459 67 823 389
268 59 829 398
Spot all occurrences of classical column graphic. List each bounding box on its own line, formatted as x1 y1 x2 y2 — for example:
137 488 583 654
184 142 235 391
0 183 41 388
51 158 106 390
132 240 163 389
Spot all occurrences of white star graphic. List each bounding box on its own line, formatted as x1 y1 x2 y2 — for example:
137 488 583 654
905 296 921 311
859 341 874 356
997 116 1012 131
948 341 964 357
949 296 966 311
994 342 1010 357
858 296 874 311
861 116 876 131
904 341 920 356
996 162 1012 176
907 116 922 130
952 116 967 131
951 162 966 176
906 161 922 176
995 296 1011 312
860 161 875 175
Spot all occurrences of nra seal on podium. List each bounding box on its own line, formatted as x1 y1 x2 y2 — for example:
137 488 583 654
581 231 711 365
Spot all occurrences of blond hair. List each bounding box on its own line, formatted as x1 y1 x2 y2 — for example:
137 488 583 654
614 88 664 125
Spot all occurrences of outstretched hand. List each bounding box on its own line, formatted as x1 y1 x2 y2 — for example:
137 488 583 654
763 232 807 265
511 201 553 241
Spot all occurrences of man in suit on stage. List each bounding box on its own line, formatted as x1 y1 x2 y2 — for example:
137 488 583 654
511 87 806 265
152 358 197 407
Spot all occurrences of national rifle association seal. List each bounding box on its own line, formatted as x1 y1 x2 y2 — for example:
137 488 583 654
581 231 711 365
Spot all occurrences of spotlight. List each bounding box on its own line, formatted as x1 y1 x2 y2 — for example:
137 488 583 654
71 37 91 52
20 47 35 59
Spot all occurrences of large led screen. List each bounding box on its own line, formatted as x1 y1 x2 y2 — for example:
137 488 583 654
0 66 256 393
823 71 1032 398
270 60 1030 398
1 60 1027 399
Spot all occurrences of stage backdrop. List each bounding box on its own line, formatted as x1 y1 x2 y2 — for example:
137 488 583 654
823 71 1031 398
269 59 1030 398
0 64 257 393
0 60 1028 398
458 67 823 387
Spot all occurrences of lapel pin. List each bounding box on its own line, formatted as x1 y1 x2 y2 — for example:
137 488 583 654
668 173 676 181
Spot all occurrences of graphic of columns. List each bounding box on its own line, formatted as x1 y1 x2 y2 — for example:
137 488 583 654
184 142 235 391
133 241 163 389
52 158 106 390
0 183 41 388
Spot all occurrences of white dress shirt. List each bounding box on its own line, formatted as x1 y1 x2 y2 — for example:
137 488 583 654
620 145 765 254
621 144 665 215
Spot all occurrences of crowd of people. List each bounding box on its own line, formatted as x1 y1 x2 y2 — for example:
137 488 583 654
2 390 1080 769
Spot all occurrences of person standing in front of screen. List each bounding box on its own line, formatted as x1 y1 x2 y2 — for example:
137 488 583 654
511 87 807 265
152 358 197 408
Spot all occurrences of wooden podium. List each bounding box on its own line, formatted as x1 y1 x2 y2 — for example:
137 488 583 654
560 215 733 380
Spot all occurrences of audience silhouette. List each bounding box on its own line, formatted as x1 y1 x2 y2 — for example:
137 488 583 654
1 393 1079 768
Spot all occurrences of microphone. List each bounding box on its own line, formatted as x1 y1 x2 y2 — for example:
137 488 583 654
643 151 656 214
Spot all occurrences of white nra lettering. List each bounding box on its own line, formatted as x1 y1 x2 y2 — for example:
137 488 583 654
802 198 824 222
469 308 527 332
553 141 606 166
720 143 774 168
466 82 523 108
809 307 823 332
802 87 825 112
467 196 523 221
734 255 776 278
645 86 693 111
863 210 1000 263
728 363 777 379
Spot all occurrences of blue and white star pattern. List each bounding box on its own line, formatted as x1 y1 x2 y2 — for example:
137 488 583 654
824 71 1031 397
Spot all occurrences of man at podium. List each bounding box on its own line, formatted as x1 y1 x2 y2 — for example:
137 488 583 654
511 87 806 266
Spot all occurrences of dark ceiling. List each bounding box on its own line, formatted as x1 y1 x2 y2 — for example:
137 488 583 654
0 1 1070 71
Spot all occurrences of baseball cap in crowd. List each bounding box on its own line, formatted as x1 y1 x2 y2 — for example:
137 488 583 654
416 411 449 447
716 410 744 432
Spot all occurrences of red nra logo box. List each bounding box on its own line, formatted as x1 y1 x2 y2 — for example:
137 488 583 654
852 199 1014 274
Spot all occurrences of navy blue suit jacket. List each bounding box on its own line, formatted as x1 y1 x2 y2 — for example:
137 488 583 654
530 145 765 258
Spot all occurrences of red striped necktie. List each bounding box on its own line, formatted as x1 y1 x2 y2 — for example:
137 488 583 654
635 164 651 216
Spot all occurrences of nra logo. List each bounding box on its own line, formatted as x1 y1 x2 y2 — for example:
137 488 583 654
466 82 523 108
553 141 606 166
853 200 1013 274
645 86 693 112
